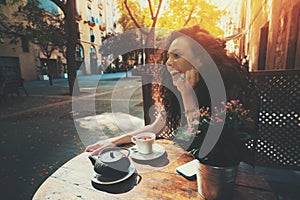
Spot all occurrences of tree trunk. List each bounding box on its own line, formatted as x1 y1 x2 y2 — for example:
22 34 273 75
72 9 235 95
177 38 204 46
46 57 53 85
65 0 80 96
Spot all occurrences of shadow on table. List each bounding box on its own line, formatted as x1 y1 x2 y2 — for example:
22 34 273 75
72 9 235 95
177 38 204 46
92 172 142 194
131 152 169 167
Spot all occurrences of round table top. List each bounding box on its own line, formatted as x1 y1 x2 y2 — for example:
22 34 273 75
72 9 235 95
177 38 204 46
33 139 276 200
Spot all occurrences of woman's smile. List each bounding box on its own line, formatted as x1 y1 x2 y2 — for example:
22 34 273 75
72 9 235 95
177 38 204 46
168 69 181 85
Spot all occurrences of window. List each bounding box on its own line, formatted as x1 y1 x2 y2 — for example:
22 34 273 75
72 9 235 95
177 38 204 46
90 28 94 37
90 28 95 43
90 45 96 54
91 16 95 23
258 22 269 70
90 45 97 60
21 36 29 52
98 0 103 8
75 43 84 60
98 11 103 27
87 3 92 22
0 0 6 5
286 7 300 69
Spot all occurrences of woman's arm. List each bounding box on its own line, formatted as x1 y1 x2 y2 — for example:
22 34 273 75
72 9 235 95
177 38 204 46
181 91 199 126
85 111 167 155
111 112 166 144
176 68 200 126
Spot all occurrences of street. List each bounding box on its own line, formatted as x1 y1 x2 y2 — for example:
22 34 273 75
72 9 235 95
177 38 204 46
0 72 144 199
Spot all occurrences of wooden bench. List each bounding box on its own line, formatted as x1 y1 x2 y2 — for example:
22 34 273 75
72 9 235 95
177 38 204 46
0 57 29 99
1 77 28 96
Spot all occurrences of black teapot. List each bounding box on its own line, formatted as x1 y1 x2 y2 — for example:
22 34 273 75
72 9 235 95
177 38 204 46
88 147 131 179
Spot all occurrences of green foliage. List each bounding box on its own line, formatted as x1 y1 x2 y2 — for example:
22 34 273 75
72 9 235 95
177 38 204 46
159 0 224 36
0 0 66 58
117 0 148 31
117 0 224 36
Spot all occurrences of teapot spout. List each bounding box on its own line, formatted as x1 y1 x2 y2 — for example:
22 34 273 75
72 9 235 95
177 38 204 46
88 155 97 166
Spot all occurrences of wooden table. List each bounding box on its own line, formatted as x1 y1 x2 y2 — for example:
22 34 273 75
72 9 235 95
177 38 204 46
33 139 276 199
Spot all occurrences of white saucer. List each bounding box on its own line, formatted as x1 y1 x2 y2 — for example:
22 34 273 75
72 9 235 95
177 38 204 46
92 163 136 185
130 144 165 161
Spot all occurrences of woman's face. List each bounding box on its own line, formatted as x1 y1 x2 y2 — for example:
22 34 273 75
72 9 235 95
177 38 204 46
166 36 200 86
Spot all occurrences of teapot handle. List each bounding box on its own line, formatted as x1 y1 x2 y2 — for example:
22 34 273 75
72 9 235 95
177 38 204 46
98 147 130 157
119 147 130 157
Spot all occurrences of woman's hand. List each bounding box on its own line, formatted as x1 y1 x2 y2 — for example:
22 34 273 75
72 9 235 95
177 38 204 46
185 68 200 88
85 138 116 156
175 68 200 126
175 68 200 93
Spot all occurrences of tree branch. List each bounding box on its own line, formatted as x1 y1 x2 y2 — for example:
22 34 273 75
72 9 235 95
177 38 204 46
152 0 163 28
41 45 54 59
123 0 147 35
147 0 154 19
124 0 141 28
183 4 196 27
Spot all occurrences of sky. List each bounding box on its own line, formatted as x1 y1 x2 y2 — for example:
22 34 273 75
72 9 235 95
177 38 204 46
209 0 234 10
39 0 59 15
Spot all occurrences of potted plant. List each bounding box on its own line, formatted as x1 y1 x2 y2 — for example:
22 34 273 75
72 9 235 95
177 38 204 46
174 100 256 200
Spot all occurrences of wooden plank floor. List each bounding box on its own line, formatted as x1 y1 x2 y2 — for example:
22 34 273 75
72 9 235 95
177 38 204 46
255 166 300 200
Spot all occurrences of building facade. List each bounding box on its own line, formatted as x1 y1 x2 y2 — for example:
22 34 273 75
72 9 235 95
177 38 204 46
0 1 39 81
0 0 119 81
237 0 300 71
75 0 119 75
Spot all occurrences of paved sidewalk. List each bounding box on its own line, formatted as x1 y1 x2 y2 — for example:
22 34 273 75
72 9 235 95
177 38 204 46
0 73 143 200
0 79 80 200
0 79 71 119
0 72 134 119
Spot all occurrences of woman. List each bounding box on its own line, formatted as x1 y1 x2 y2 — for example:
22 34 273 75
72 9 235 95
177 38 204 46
85 26 254 155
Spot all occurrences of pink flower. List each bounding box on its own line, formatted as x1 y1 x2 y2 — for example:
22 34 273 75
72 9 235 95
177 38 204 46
215 117 223 123
188 127 194 133
186 99 251 137
191 119 200 125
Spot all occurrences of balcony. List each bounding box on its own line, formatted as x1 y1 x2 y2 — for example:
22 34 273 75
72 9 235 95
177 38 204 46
84 17 96 27
99 25 106 32
75 14 82 21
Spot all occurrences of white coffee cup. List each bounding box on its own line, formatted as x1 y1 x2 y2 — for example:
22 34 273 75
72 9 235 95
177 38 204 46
131 132 156 154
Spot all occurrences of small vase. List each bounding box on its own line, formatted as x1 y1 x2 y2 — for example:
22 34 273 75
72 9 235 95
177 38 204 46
196 162 238 200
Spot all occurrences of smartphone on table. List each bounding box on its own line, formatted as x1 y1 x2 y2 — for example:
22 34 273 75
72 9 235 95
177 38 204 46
176 159 199 181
